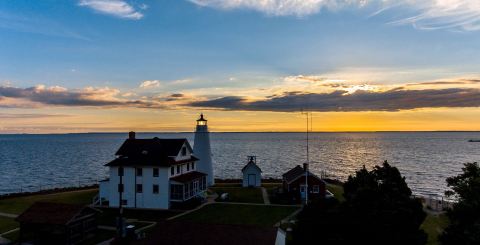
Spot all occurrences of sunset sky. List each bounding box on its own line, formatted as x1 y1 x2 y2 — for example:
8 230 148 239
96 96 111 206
1 0 480 133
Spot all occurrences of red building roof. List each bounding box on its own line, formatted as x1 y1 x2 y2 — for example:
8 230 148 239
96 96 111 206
16 202 95 225
133 221 277 245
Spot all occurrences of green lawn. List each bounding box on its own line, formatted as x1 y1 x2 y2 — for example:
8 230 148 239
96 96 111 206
0 189 98 214
212 183 242 187
326 183 345 202
176 203 298 227
211 187 264 204
421 213 449 245
97 208 181 226
0 216 18 234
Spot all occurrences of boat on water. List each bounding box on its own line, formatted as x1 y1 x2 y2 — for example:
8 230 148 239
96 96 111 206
468 139 480 142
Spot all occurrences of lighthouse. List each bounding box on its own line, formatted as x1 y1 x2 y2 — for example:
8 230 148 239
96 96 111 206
193 114 214 186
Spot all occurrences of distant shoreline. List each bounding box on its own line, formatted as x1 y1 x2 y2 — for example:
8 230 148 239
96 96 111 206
1 131 480 135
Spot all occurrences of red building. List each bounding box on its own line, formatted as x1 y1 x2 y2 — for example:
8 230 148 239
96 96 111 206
282 164 326 202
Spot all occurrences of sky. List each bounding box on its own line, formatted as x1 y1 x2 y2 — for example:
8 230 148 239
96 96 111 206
1 0 480 133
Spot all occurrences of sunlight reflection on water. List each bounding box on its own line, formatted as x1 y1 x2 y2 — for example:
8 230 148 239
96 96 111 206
0 132 478 197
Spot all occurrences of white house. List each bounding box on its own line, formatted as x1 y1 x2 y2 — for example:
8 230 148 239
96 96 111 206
98 127 210 209
242 156 262 187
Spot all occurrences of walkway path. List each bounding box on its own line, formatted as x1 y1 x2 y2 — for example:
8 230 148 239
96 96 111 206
261 187 271 205
0 212 17 218
167 193 218 221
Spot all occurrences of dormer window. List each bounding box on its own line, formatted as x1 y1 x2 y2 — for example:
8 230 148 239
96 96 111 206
181 147 187 156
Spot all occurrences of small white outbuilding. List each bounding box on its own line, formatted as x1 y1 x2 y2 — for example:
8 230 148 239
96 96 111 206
242 156 262 187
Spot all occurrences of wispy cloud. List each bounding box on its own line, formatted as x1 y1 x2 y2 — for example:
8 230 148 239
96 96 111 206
78 0 145 20
0 11 90 40
139 80 161 89
188 0 367 17
189 0 480 31
0 113 70 119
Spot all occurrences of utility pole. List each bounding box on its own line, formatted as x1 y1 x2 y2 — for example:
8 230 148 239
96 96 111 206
301 111 312 205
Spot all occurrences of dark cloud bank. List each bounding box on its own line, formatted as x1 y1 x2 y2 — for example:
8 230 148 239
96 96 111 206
189 88 480 112
2 85 480 112
0 86 160 108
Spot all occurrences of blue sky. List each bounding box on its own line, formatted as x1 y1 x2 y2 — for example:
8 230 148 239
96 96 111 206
1 0 480 132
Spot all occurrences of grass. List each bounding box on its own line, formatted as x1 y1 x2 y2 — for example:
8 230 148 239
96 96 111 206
97 208 181 226
421 213 449 245
326 183 345 202
211 187 264 204
81 229 116 245
0 216 18 234
0 189 98 214
176 203 298 227
2 229 19 241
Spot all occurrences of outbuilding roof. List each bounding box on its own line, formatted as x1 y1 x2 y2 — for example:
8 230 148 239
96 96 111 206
241 160 262 173
282 165 322 184
16 202 95 225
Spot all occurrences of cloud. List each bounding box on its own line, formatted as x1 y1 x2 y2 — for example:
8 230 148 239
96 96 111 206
0 113 70 119
188 0 366 17
78 0 145 20
188 88 480 112
0 11 90 40
0 85 163 108
189 0 480 31
139 80 161 89
387 1 480 31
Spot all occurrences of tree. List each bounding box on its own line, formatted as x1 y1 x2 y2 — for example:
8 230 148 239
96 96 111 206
293 161 427 245
440 162 480 245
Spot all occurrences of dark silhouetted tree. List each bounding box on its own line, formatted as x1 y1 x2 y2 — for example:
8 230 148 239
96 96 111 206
440 162 480 245
293 161 427 245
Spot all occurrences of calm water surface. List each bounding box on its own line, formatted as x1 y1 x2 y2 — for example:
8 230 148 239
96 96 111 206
1 132 479 197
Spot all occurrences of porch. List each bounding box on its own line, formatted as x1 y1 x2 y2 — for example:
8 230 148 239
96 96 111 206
170 171 207 202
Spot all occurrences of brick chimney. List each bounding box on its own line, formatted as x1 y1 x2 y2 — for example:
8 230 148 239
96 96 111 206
303 163 308 172
128 131 136 140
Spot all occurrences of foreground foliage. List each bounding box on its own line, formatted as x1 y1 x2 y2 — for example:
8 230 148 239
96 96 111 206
440 162 480 245
293 161 427 245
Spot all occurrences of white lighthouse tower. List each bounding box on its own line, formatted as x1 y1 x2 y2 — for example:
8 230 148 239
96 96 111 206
193 114 214 186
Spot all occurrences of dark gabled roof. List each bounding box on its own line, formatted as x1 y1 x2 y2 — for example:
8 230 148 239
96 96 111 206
16 202 95 225
105 137 197 167
105 155 198 167
170 171 207 183
116 138 190 157
282 165 322 184
133 221 277 245
241 161 262 173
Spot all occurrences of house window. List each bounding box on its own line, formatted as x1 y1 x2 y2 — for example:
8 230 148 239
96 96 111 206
191 162 195 170
118 184 124 193
313 185 320 193
181 147 187 156
153 168 159 177
118 167 124 176
136 168 143 176
136 184 143 193
176 165 180 174
153 185 159 194
121 200 128 205
170 166 174 176
187 163 190 171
